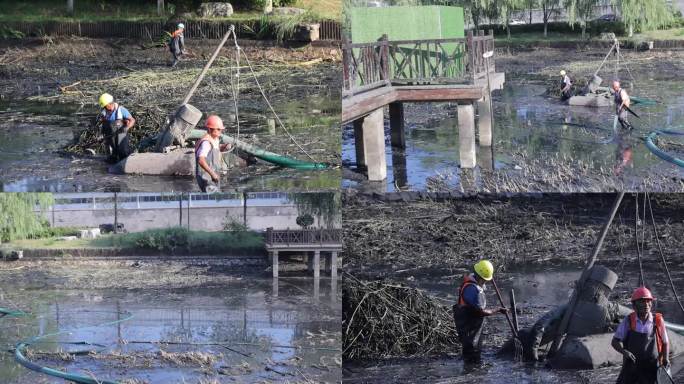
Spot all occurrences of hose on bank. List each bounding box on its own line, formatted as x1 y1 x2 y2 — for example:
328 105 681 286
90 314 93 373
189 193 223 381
14 310 133 384
644 130 684 168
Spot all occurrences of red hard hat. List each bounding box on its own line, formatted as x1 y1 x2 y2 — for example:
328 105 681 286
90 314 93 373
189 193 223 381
205 115 225 130
631 287 654 302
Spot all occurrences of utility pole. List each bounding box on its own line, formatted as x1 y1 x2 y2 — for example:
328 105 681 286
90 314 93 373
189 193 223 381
243 191 248 227
66 0 74 16
113 192 118 234
178 193 183 227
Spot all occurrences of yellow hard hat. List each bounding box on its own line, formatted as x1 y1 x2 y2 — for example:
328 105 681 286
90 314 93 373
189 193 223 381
99 93 114 108
560 70 566 76
474 260 494 281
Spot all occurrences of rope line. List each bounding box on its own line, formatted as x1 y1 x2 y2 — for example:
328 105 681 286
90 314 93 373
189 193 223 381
239 48 317 162
634 193 645 287
646 192 684 316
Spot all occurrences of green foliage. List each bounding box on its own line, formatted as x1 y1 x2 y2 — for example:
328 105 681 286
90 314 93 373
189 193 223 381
244 14 275 39
612 0 674 35
0 27 25 38
0 193 54 242
112 227 263 253
296 214 315 228
288 192 340 229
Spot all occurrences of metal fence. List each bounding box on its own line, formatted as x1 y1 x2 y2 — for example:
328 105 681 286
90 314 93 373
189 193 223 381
6 19 342 41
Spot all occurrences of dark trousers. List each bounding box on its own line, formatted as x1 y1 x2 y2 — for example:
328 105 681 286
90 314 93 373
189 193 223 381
617 109 633 130
453 304 485 364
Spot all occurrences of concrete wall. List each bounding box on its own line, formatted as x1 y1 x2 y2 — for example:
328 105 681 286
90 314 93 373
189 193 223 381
47 205 305 232
350 6 465 43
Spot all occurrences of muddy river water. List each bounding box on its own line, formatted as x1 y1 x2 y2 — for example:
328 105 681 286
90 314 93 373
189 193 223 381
0 93 340 192
342 65 684 193
0 276 341 383
344 266 684 383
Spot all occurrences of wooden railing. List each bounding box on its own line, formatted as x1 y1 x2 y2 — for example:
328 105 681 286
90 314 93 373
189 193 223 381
265 228 342 246
342 30 495 97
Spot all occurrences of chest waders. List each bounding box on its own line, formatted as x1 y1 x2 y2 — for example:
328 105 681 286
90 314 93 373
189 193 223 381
102 107 132 162
616 321 659 384
453 278 487 364
195 138 222 193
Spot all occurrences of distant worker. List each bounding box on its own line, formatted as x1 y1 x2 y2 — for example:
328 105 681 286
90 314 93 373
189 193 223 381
611 287 669 384
560 70 573 101
612 80 633 130
98 93 135 163
195 115 231 193
168 23 186 67
453 260 509 368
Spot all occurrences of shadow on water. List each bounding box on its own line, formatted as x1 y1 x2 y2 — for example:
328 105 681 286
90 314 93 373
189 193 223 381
343 265 684 383
0 94 340 192
342 77 684 192
0 277 341 383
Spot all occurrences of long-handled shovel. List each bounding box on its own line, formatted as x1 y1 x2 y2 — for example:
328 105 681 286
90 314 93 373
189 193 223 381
492 277 523 361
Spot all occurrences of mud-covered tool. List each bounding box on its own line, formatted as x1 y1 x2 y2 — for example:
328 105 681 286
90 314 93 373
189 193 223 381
492 277 523 361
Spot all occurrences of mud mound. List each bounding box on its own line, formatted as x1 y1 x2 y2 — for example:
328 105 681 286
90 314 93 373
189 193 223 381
343 275 458 360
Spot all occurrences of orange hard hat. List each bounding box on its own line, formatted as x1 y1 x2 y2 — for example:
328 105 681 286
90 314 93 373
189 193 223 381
205 115 225 130
631 286 654 302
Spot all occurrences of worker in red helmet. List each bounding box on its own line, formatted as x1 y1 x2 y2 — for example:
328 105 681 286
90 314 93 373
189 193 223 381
195 115 231 193
611 286 669 384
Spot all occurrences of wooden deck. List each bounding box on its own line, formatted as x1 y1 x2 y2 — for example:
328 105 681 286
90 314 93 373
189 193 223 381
342 84 488 124
342 31 504 124
264 228 341 278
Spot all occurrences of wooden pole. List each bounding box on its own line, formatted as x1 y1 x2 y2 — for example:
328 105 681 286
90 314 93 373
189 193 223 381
157 0 165 16
492 278 520 340
548 192 625 356
181 27 234 106
113 192 118 234
66 0 74 16
509 289 519 332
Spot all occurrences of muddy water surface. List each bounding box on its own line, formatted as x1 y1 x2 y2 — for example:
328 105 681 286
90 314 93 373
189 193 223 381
0 277 341 383
0 82 340 192
342 63 684 192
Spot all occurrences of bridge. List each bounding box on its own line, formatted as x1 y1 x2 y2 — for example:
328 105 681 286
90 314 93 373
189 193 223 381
343 30 506 181
264 228 342 279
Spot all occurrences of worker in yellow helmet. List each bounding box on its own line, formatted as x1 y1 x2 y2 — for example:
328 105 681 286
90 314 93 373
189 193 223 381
98 93 135 163
453 260 509 368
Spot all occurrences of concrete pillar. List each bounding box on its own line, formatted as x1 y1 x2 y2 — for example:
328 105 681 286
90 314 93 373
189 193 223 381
391 149 408 190
314 273 320 303
389 102 405 149
458 103 476 169
314 250 320 280
324 252 331 272
331 275 337 305
354 108 387 181
330 251 338 279
477 96 493 147
272 251 279 278
307 252 314 273
272 276 278 297
478 144 494 171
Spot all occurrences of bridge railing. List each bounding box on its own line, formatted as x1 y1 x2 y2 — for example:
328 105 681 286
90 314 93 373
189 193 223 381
265 228 342 246
342 30 495 98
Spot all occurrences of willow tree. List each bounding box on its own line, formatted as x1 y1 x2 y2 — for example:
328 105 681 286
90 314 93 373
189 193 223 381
0 193 54 243
541 0 562 37
613 0 674 37
488 0 526 39
565 0 598 39
288 192 341 229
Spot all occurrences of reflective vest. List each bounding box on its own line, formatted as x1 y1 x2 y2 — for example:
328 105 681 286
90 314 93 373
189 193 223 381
457 274 482 308
629 311 666 364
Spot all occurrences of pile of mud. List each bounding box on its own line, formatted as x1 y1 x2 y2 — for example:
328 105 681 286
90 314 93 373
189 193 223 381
343 274 458 360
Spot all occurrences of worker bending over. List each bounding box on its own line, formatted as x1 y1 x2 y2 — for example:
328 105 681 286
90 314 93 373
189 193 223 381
169 23 186 67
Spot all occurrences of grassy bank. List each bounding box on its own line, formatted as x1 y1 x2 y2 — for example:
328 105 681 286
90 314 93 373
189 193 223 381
6 227 264 253
0 0 340 23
